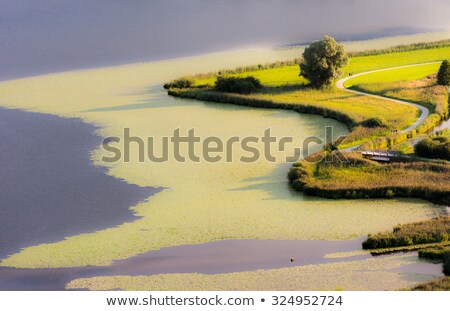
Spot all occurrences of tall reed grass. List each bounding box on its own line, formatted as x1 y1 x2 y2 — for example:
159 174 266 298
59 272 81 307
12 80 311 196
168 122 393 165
362 216 450 249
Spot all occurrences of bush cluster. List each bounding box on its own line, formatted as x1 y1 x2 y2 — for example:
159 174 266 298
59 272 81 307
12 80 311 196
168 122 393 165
214 76 262 94
361 112 446 150
437 60 450 86
362 216 450 249
419 247 450 260
360 117 389 128
414 136 450 161
163 77 195 89
444 252 450 275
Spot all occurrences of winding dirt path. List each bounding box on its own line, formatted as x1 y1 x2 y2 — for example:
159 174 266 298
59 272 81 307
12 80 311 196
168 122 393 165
336 62 440 134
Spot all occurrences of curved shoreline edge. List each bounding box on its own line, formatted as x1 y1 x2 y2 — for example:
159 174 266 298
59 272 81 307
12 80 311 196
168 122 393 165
169 62 447 151
167 62 449 205
0 107 162 261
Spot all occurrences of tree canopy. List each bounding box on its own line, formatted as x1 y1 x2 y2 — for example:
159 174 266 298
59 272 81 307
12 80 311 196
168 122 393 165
437 60 450 86
300 36 349 87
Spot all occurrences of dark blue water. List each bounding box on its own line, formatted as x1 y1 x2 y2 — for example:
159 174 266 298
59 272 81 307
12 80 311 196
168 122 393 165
1 0 449 80
0 108 162 259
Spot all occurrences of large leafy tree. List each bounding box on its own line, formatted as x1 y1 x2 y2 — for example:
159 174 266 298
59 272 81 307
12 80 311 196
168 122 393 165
300 36 349 87
437 60 450 86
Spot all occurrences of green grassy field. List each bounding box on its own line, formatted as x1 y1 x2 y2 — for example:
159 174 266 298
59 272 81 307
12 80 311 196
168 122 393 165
344 47 450 74
195 65 308 86
256 87 418 127
345 64 448 115
195 46 450 86
344 63 441 87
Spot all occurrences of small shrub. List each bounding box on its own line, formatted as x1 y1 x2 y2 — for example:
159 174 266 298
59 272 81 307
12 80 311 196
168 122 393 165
415 136 450 161
214 76 262 94
163 77 195 89
444 252 450 275
437 60 450 86
419 247 449 260
385 189 395 199
360 117 389 128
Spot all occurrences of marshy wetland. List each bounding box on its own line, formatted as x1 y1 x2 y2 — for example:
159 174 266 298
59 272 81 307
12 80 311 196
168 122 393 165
0 33 449 290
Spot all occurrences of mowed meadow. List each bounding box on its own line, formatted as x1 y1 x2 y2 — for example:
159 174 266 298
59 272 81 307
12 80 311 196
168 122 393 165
194 46 450 86
347 63 449 118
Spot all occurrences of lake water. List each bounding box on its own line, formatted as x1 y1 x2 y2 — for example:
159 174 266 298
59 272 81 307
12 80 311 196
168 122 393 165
1 1 450 80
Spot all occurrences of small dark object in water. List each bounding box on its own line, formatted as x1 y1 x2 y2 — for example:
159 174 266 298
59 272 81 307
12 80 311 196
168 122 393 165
290 257 295 262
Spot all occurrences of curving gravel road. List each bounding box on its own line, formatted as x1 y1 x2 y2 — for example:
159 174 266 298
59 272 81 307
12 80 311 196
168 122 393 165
336 62 441 134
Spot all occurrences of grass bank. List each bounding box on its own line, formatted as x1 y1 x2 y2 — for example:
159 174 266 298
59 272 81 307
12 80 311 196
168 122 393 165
411 277 450 291
169 85 416 148
362 216 450 249
419 246 450 260
288 152 450 205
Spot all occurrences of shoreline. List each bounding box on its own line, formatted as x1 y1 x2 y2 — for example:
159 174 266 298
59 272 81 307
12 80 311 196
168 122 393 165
0 107 161 259
3 31 450 84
